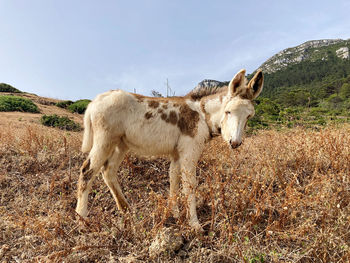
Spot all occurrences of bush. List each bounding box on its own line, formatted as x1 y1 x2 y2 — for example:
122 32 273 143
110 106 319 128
0 95 39 113
0 83 22 93
340 83 350 99
308 107 329 117
40 114 81 131
67 99 91 114
56 100 74 109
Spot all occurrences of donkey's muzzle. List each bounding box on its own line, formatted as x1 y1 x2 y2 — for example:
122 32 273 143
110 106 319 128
230 140 242 149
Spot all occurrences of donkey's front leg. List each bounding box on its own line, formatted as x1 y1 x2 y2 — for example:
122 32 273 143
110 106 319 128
179 157 202 231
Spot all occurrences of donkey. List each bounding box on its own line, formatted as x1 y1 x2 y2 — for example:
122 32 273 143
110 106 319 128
75 69 263 230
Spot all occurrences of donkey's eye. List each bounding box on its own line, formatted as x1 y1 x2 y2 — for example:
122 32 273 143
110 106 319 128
225 111 231 115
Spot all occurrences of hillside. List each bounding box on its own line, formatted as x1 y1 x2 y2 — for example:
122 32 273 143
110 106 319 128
259 39 350 73
249 39 350 130
0 92 83 129
260 39 350 98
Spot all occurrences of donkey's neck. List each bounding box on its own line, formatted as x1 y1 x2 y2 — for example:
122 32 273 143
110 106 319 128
199 92 226 137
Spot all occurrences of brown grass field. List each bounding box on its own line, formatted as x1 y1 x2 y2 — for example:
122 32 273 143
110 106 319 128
0 95 350 262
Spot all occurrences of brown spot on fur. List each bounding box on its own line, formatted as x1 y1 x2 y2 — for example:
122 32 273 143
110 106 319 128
173 103 180 107
177 104 199 137
168 111 178 125
132 93 145 102
158 109 163 114
82 168 94 183
160 110 178 125
81 159 90 173
79 159 94 192
145 112 153 119
162 104 168 109
103 160 109 170
173 148 179 162
148 101 159 108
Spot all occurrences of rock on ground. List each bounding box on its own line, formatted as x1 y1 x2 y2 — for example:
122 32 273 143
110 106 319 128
149 227 184 258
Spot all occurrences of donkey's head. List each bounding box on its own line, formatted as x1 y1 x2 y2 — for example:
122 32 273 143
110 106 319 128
220 69 263 149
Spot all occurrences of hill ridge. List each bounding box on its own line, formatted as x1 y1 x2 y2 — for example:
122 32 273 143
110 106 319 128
258 38 350 73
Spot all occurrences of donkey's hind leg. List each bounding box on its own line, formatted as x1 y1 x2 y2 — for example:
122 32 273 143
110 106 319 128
102 142 129 212
76 133 115 218
169 156 181 218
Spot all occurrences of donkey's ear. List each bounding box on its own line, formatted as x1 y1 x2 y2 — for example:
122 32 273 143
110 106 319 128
228 69 246 95
248 70 264 99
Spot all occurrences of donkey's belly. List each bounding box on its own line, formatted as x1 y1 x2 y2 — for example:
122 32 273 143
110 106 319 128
122 137 175 156
122 126 179 157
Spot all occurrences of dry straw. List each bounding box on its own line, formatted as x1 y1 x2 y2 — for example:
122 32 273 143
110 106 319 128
1 122 350 262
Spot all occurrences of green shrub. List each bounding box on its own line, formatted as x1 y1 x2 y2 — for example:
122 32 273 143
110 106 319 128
255 98 280 116
67 99 91 114
0 83 22 93
56 100 74 109
0 95 39 113
340 83 350 99
308 107 328 116
40 114 81 131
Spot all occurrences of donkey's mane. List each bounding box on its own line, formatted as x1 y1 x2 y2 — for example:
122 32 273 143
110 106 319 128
186 85 228 101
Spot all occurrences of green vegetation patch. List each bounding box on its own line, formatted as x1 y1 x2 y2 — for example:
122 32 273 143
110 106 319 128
40 114 81 131
67 99 91 114
245 53 350 131
0 95 39 113
0 83 22 93
56 100 74 109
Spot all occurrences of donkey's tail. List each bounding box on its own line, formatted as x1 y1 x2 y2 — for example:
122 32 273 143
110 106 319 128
81 106 93 153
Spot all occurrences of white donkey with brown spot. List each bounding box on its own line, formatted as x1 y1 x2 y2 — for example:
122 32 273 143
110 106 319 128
76 69 263 230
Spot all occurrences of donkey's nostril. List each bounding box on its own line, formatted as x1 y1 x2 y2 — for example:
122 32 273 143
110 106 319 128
230 140 241 149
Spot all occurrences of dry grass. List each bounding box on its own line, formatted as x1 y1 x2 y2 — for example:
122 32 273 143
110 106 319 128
1 117 350 262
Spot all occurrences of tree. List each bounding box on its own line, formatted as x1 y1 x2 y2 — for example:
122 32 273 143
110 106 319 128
151 90 163 97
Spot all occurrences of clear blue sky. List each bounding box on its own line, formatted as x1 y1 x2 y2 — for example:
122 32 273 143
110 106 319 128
1 0 350 100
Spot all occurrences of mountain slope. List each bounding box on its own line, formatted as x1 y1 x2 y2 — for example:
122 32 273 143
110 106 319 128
0 92 83 130
255 39 350 129
259 39 350 73
261 51 350 98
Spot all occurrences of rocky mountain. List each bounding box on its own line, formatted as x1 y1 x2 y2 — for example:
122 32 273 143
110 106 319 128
259 39 350 73
192 79 228 93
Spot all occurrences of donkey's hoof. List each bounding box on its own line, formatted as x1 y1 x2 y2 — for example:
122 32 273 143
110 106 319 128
117 202 130 214
172 206 180 219
190 221 203 232
75 208 88 219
